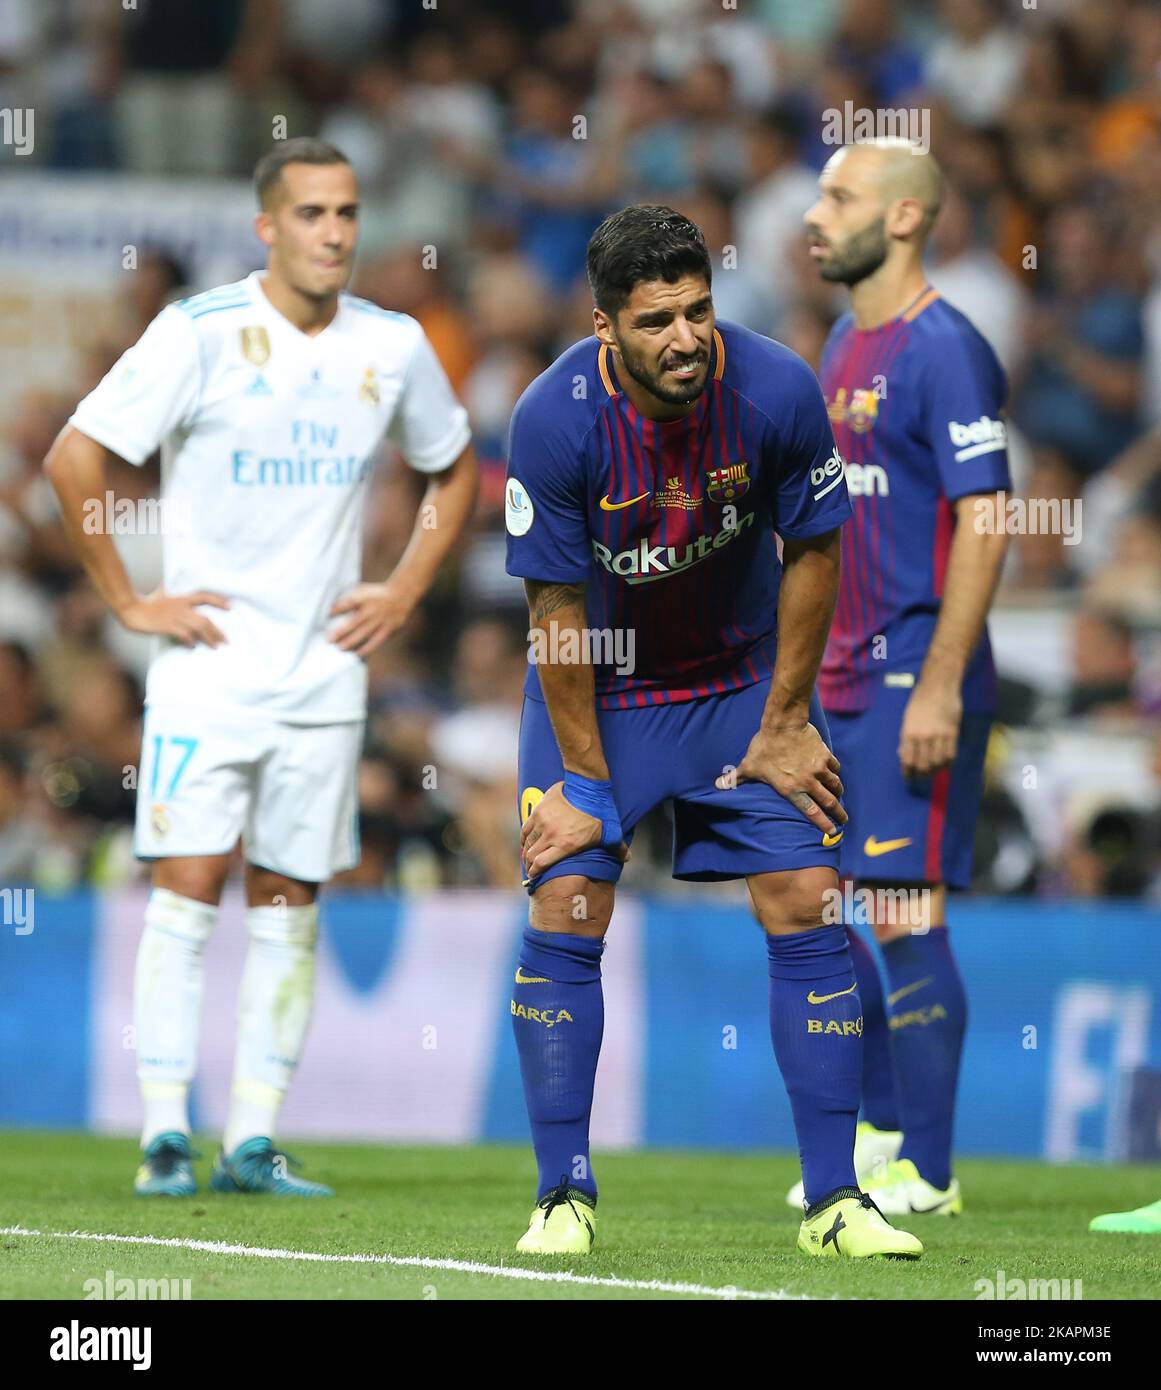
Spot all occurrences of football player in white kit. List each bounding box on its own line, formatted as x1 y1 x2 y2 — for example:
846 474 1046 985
45 140 478 1196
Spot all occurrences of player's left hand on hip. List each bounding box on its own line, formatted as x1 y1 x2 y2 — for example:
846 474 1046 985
329 581 417 658
898 680 962 778
717 722 847 837
520 780 628 883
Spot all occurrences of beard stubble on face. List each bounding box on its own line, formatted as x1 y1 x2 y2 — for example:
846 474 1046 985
615 332 711 407
816 214 889 286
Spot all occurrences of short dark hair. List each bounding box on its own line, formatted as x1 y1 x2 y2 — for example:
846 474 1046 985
254 138 351 208
586 205 712 317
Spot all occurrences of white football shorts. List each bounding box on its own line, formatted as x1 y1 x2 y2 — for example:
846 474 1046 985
134 703 363 882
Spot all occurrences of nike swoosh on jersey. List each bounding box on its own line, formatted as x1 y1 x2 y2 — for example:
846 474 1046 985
806 981 857 1005
887 976 933 1007
515 967 552 984
822 830 844 847
598 492 650 511
863 835 913 857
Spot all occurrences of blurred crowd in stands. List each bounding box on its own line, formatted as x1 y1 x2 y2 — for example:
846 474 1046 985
0 0 1159 897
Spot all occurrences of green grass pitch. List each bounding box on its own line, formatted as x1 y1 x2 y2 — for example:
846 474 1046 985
0 1133 1157 1300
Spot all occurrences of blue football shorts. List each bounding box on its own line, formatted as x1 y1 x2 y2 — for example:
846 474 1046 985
826 678 991 889
517 678 843 892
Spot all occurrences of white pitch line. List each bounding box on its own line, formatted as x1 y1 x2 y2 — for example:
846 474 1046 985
0 1225 820 1301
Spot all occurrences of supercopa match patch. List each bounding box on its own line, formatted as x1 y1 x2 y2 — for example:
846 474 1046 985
505 478 535 536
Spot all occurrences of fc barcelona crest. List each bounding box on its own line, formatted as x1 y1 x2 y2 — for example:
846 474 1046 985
706 461 751 503
240 326 271 366
827 386 879 433
846 387 879 432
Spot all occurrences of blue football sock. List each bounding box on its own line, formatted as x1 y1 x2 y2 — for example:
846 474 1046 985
511 927 603 1203
767 925 862 1208
846 926 900 1131
881 926 966 1191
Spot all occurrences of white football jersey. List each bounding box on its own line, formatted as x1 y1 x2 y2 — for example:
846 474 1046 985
70 272 471 723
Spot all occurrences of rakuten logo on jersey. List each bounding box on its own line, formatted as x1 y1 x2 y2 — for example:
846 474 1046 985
844 461 889 496
948 415 1006 462
592 510 755 584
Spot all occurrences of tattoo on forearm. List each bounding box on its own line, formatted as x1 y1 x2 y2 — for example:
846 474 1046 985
525 580 586 624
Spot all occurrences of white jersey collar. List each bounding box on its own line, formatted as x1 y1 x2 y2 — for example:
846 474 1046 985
245 269 343 343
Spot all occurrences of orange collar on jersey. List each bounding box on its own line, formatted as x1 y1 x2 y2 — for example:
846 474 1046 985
902 287 940 323
598 327 726 397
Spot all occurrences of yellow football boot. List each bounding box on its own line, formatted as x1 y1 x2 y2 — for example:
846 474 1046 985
862 1158 963 1217
797 1189 923 1259
516 1181 597 1255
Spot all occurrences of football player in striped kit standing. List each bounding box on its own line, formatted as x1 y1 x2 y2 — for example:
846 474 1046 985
792 138 1011 1217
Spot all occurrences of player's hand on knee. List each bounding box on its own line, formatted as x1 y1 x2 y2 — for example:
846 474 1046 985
117 588 230 647
899 681 961 778
717 722 847 836
329 580 416 658
520 780 628 881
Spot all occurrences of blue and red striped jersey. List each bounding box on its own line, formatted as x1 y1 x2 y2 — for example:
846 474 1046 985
505 320 851 709
817 289 1012 715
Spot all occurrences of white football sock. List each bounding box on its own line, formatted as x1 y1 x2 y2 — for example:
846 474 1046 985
223 901 319 1155
135 888 217 1147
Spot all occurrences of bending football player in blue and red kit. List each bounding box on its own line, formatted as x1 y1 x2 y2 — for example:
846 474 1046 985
504 204 924 1260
